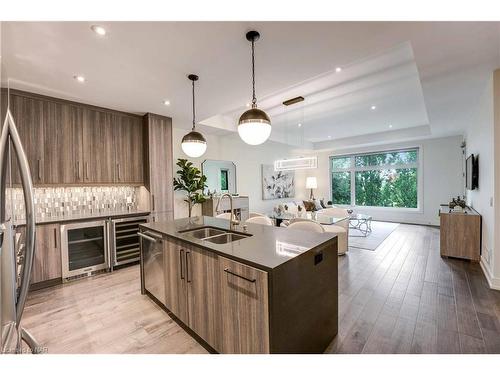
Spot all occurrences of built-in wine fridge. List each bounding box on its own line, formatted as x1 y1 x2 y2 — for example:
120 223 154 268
108 215 149 270
61 220 108 281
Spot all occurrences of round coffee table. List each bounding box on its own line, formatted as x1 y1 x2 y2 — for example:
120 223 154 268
349 214 372 237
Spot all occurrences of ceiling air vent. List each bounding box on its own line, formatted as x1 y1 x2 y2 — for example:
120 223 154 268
282 96 305 106
274 156 318 171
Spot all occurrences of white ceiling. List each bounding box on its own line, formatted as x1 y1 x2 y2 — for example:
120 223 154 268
1 22 499 150
209 42 429 144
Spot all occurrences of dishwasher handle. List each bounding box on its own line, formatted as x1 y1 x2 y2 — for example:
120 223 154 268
138 232 162 243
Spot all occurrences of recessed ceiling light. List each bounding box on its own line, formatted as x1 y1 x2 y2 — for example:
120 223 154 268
328 135 332 139
371 105 377 110
388 124 393 128
163 100 171 106
335 67 342 73
246 103 251 108
298 123 302 127
91 25 106 36
74 75 85 83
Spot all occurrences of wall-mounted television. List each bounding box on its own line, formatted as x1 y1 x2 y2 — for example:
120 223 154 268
466 154 479 190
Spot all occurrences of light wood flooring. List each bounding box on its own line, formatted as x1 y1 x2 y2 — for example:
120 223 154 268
22 224 500 354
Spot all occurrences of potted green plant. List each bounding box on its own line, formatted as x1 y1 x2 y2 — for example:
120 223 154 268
173 158 207 218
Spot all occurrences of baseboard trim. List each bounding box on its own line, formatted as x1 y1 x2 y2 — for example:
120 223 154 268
480 259 500 290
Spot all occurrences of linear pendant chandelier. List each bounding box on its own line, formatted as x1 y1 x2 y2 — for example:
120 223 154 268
181 74 207 158
274 156 318 171
238 30 272 146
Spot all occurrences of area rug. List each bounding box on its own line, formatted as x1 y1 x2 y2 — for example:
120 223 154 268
348 221 399 251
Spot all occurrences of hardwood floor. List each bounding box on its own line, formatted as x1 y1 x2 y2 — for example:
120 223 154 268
327 224 500 354
22 224 500 354
22 266 207 354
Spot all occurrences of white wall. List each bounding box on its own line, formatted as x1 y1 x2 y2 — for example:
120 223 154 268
294 136 464 226
465 73 495 280
172 127 296 218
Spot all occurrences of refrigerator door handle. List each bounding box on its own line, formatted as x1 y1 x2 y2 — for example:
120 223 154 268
0 110 36 326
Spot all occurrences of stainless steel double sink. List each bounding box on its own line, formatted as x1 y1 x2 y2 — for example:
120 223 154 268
179 226 252 244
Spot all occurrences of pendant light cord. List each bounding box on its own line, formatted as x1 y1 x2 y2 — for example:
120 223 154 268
251 38 256 106
192 79 196 131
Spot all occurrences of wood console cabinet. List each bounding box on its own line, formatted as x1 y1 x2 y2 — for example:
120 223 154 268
1 89 144 185
439 205 481 261
202 196 249 222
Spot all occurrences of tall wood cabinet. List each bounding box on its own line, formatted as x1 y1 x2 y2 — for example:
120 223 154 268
143 113 174 221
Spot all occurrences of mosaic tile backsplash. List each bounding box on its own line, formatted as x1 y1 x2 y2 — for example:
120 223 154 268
6 186 140 221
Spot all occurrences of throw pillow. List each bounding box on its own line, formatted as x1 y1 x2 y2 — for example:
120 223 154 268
313 199 323 211
303 200 316 212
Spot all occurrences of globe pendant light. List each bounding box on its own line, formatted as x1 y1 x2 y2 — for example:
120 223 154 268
238 30 271 146
181 74 207 158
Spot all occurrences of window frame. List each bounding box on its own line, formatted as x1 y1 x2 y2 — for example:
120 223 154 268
329 146 423 212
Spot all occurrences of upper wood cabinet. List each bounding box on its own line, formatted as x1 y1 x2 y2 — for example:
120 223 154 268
1 89 145 186
6 94 45 185
82 109 115 183
44 100 88 184
114 114 144 184
144 113 173 215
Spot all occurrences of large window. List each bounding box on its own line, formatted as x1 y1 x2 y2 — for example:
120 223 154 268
330 148 419 209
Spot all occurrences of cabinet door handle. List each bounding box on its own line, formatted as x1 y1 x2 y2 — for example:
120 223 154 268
224 268 256 283
117 163 121 181
152 194 155 211
85 162 89 180
53 228 57 248
179 249 185 280
37 159 41 180
186 251 192 283
76 161 80 180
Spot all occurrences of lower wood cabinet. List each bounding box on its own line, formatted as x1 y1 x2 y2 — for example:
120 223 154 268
161 237 268 353
218 257 269 354
164 238 188 324
17 224 63 285
186 246 221 351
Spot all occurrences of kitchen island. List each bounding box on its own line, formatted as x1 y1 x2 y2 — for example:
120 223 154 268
139 216 338 354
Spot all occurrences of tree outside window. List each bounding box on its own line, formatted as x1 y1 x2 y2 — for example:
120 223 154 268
330 149 419 209
220 169 229 191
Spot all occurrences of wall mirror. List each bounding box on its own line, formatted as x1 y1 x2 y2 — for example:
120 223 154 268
201 159 237 195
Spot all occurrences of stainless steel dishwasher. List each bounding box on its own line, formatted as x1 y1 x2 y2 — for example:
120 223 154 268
139 229 166 306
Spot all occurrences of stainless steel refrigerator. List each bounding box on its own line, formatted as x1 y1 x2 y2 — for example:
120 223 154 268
0 108 39 354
